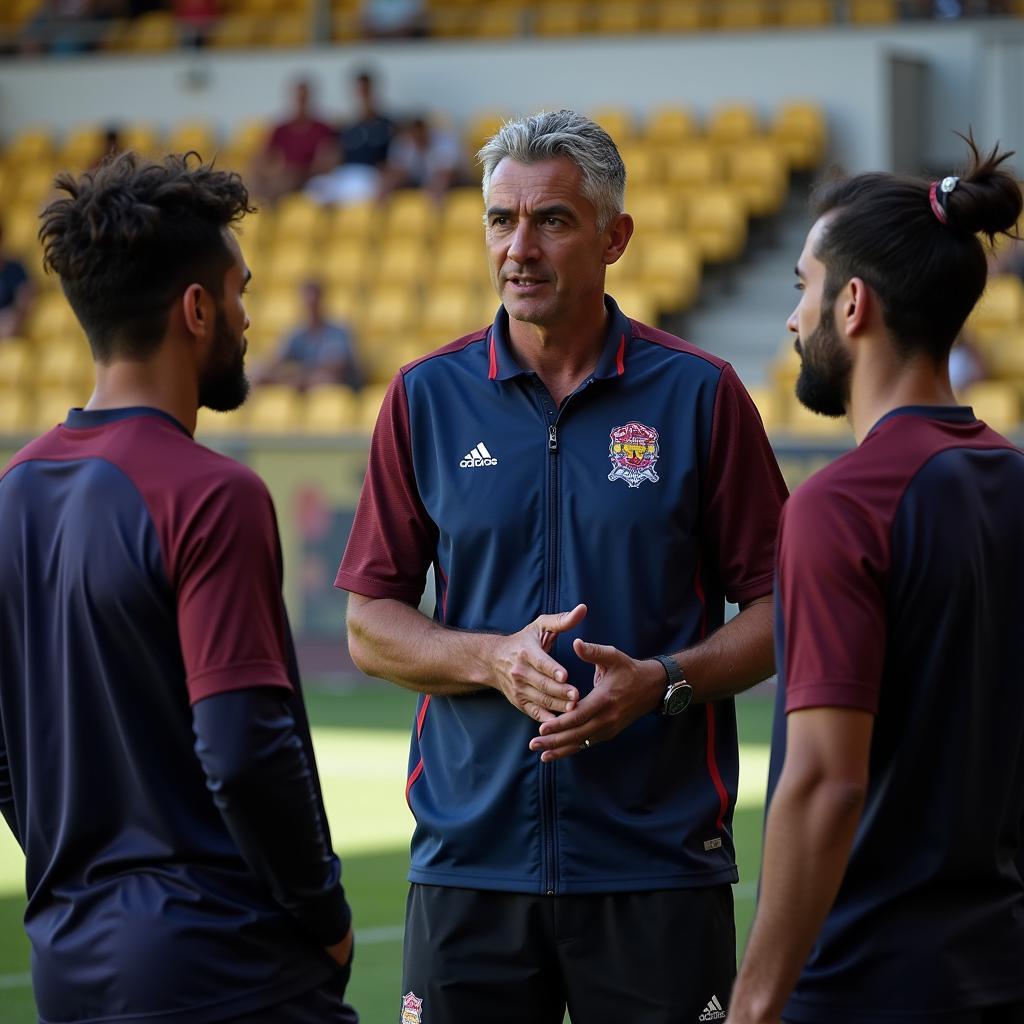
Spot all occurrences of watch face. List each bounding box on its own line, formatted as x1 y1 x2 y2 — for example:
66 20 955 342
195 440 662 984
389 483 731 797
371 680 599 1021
664 683 693 715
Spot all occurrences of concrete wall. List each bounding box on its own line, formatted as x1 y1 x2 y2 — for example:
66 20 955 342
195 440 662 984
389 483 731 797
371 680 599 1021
1 19 1023 174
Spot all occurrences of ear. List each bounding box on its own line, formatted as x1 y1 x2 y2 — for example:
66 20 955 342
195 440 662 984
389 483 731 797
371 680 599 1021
603 212 634 265
181 283 214 342
842 277 873 337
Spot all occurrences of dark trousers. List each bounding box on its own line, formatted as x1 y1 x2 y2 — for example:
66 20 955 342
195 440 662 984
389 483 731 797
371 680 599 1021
401 883 736 1023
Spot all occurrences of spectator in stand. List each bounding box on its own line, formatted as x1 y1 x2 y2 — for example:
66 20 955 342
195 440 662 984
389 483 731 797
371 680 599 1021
0 221 33 340
174 0 219 48
378 116 462 204
360 0 426 38
254 280 362 392
251 80 336 204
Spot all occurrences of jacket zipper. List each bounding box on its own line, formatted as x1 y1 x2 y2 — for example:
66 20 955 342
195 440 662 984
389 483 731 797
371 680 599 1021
542 418 559 894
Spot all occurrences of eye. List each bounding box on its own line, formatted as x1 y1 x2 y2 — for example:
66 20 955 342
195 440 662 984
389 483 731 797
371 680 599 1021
489 215 509 227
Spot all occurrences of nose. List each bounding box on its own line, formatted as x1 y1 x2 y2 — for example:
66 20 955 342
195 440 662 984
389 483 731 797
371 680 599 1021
786 306 798 334
507 220 539 265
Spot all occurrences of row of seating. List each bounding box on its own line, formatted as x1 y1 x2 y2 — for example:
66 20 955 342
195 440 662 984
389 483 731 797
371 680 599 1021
8 1 1021 53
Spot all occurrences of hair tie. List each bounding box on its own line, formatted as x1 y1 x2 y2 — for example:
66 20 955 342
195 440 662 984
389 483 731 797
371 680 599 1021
929 176 959 225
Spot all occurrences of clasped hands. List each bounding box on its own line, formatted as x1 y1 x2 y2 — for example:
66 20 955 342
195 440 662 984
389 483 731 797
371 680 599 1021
487 603 666 762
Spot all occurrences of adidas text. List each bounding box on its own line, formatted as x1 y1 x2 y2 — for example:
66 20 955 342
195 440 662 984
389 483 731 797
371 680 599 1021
460 442 498 468
698 994 727 1021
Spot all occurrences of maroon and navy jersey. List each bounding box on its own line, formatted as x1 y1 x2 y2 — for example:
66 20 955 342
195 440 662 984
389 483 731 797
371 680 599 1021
770 406 1024 1021
337 296 788 895
0 407 340 1023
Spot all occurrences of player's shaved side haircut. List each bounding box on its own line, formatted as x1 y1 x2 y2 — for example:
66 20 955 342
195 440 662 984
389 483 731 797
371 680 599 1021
478 109 626 232
812 133 1022 361
40 151 254 363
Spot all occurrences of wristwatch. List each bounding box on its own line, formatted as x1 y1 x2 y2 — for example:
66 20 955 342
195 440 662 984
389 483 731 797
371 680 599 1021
653 654 693 716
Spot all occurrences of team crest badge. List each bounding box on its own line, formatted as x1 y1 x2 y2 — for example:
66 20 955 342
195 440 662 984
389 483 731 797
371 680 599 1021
401 991 423 1024
607 421 660 488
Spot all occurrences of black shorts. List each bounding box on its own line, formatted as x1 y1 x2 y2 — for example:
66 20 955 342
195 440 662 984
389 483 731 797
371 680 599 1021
222 964 358 1023
401 883 736 1023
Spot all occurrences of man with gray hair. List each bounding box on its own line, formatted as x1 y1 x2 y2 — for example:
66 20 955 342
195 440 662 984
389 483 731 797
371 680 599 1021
336 109 787 1021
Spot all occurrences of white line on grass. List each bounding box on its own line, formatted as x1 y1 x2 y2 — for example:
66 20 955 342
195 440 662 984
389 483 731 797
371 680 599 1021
0 884 759 991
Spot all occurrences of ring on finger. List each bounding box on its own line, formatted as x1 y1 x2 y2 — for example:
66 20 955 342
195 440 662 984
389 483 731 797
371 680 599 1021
582 738 592 750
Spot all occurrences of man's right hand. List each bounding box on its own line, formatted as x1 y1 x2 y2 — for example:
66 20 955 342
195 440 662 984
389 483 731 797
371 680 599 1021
325 926 354 969
485 604 587 722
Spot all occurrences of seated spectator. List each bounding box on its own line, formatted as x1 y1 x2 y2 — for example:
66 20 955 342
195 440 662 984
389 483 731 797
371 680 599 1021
305 69 394 207
361 0 427 38
253 281 362 391
250 80 336 204
174 0 219 47
378 115 463 204
0 221 33 340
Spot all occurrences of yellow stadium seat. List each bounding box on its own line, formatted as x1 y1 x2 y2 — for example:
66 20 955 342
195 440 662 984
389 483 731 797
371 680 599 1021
727 141 789 217
275 194 326 244
432 237 490 289
13 164 59 210
304 384 360 433
745 385 785 433
363 287 418 338
120 123 163 160
28 295 80 344
3 127 55 167
0 339 34 389
982 328 1024 379
265 15 311 47
590 107 636 144
662 141 722 192
963 381 1020 433
440 187 486 238
319 240 376 290
330 201 378 242
714 0 773 30
422 286 482 338
356 384 389 432
58 125 105 170
464 112 508 164
0 388 32 433
634 234 702 311
265 242 319 288
779 0 832 26
383 190 439 240
374 240 429 287
207 14 261 48
322 286 359 323
36 339 92 390
225 119 269 162
968 275 1024 337
195 405 247 436
471 6 523 38
2 206 46 268
592 1 647 33
606 282 658 326
246 385 302 433
35 387 91 433
644 106 698 144
534 2 586 36
128 11 179 52
849 0 898 23
165 122 219 162
687 188 748 263
605 237 642 288
707 104 760 144
618 141 663 187
627 187 687 233
650 0 708 31
786 400 853 438
252 288 305 342
771 101 827 171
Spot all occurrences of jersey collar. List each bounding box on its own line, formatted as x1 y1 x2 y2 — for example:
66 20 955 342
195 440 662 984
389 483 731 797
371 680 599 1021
866 404 977 438
63 406 192 436
486 295 632 382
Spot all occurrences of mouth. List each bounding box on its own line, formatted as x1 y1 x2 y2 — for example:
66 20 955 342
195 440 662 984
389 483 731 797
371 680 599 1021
506 275 548 290
794 339 803 357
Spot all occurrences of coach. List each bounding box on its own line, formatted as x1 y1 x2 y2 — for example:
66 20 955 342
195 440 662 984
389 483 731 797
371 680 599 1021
337 109 787 1022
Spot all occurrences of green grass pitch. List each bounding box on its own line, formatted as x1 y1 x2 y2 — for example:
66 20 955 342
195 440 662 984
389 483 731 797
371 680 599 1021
0 686 774 1022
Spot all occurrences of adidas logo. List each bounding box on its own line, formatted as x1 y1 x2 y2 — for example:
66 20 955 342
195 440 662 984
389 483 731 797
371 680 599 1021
698 994 726 1021
459 442 498 468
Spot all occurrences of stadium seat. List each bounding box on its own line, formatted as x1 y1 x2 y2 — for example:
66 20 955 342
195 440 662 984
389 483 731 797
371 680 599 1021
0 389 32 433
319 239 376 290
363 286 419 339
962 381 1020 433
356 384 389 432
126 11 179 52
464 113 509 163
968 275 1024 338
714 0 773 30
383 190 439 240
982 328 1024 380
535 2 587 36
592 2 648 34
644 106 699 144
650 0 708 31
745 385 785 433
662 140 722 193
440 188 486 239
274 194 325 245
771 101 827 170
119 123 163 160
304 384 360 433
207 14 262 49
422 286 482 339
618 141 662 186
634 234 702 311
687 188 748 263
727 141 789 217
331 201 378 242
707 104 760 144
779 0 833 27
849 0 898 23
251 288 305 344
0 339 33 390
433 237 490 289
626 186 686 232
12 164 60 211
27 295 80 344
265 15 311 48
590 108 636 143
3 127 55 167
605 282 658 327
195 406 247 436
786 399 852 438
34 387 89 432
36 339 92 391
374 239 430 288
165 121 219 162
58 125 105 170
246 385 302 433
470 6 524 38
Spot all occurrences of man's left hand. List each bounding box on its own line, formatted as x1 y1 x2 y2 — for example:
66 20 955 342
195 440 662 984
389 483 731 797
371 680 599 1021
527 639 665 761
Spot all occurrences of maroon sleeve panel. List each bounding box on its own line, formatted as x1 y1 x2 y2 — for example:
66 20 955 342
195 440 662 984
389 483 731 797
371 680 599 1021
702 364 790 605
778 481 888 716
173 469 293 704
335 372 438 604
